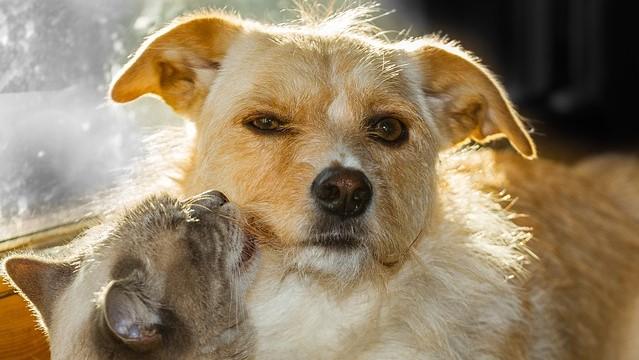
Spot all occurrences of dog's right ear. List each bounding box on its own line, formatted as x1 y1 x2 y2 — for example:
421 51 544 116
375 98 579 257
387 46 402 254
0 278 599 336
410 38 537 159
110 12 243 118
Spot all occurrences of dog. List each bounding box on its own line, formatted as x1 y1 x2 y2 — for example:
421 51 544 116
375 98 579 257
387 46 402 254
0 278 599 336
109 6 639 359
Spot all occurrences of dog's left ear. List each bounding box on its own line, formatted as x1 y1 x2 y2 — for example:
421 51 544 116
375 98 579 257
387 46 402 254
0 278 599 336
110 12 243 118
412 40 536 159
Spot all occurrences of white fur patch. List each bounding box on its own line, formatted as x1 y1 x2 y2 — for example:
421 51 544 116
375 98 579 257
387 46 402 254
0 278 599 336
333 143 362 169
327 90 350 126
309 142 364 173
248 272 381 360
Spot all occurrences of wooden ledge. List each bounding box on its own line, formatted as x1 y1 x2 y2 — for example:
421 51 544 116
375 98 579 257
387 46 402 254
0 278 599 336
0 281 50 359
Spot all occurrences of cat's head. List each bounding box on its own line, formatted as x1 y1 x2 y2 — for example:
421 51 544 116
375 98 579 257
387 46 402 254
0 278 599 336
2 190 257 359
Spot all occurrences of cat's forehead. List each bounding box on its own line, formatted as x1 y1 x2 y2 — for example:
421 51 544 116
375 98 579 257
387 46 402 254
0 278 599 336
112 194 231 244
120 194 188 230
99 192 243 294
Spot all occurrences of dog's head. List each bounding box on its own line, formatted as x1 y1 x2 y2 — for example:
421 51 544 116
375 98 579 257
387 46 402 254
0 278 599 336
110 9 535 283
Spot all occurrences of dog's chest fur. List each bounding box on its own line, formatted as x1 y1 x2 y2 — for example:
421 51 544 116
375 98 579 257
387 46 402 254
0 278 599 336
247 268 383 359
246 256 523 359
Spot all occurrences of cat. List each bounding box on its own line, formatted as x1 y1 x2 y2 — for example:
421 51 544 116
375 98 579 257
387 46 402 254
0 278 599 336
2 190 258 359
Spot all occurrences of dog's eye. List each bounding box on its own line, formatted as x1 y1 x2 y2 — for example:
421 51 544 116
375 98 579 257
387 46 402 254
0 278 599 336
250 117 280 131
368 117 407 145
246 116 285 133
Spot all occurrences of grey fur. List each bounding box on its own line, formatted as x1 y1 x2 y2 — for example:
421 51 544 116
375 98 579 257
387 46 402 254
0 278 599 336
3 190 257 360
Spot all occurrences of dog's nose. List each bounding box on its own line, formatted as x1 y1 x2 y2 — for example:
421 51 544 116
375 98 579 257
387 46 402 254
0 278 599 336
312 166 373 218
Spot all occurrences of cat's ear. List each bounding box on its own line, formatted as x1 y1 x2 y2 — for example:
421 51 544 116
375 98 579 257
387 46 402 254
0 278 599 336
101 280 163 352
410 38 536 159
109 11 243 118
2 256 75 325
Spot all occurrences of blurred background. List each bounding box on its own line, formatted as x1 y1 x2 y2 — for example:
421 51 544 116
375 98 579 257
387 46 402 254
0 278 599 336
1 0 637 240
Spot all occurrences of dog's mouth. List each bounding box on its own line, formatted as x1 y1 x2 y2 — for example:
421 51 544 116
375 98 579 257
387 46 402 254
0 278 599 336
300 234 362 251
292 229 372 280
303 217 368 251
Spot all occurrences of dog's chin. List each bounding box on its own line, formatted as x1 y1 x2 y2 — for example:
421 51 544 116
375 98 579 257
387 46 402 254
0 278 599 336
291 236 371 281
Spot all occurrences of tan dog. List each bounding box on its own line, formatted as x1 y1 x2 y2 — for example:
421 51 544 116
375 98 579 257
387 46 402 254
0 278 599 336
109 7 639 359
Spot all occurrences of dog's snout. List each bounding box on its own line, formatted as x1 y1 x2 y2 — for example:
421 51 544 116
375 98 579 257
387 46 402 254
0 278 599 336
312 166 372 218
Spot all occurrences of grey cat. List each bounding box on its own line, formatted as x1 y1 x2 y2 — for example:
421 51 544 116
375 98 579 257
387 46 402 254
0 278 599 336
2 190 258 359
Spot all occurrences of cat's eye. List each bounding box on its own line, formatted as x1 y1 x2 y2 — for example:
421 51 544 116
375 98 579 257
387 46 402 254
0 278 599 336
368 117 407 145
246 115 285 133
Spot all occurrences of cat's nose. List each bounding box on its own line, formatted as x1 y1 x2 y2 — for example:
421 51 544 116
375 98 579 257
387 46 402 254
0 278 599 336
190 190 229 208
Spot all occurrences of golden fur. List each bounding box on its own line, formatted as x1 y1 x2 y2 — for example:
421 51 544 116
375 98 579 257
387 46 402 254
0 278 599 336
109 6 639 359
